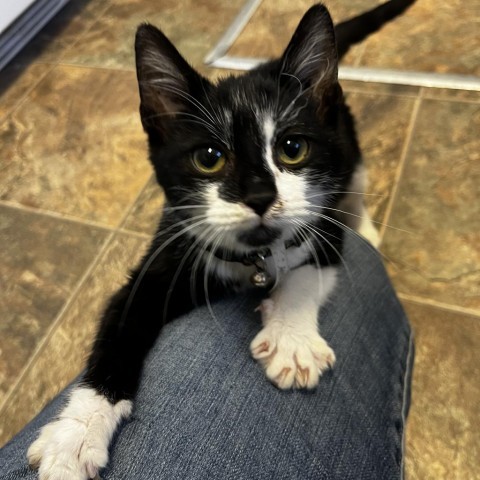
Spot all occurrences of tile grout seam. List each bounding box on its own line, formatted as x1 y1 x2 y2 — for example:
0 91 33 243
0 229 116 418
0 0 113 124
0 199 116 233
379 87 423 238
398 292 480 319
0 175 158 418
0 63 56 124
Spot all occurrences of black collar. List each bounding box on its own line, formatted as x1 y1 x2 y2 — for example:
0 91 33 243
208 236 305 265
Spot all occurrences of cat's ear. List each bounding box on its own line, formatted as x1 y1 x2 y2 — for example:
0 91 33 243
280 4 339 99
135 24 205 138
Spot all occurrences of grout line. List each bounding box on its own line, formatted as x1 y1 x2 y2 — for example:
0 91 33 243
0 63 56 123
379 88 423 238
0 178 157 416
0 200 116 233
0 1 113 123
116 173 156 231
418 92 480 105
45 61 136 73
117 228 152 240
398 292 480 319
343 86 419 99
0 230 116 417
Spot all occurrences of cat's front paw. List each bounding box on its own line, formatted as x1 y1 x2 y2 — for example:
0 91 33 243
27 387 132 480
28 418 106 480
250 326 335 389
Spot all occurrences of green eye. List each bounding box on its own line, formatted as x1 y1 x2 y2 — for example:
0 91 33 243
277 137 309 166
192 147 226 174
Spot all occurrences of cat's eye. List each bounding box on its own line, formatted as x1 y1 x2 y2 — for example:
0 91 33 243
277 137 309 166
192 147 226 174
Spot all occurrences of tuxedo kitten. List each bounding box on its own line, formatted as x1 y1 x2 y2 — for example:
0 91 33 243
28 1 415 478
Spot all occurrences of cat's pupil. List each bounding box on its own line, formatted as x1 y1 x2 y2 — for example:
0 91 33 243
282 139 301 159
199 147 223 167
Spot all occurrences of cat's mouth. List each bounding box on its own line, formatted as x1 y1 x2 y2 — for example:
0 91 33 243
237 225 282 247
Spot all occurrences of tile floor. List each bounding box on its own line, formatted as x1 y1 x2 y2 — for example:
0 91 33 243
0 1 479 479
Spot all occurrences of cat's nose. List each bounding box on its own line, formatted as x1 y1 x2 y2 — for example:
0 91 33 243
244 178 277 217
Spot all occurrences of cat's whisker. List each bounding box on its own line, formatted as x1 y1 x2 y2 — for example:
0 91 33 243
144 81 230 145
319 206 413 234
305 210 394 263
306 203 412 235
143 110 216 130
305 191 387 198
120 217 210 327
203 227 228 331
201 80 228 139
297 218 354 284
144 81 216 125
290 220 325 296
158 90 229 145
151 213 209 241
190 224 224 307
162 224 216 323
162 205 206 212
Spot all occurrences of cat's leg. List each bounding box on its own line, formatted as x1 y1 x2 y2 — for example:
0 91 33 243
250 264 337 389
27 254 203 480
337 164 380 247
357 205 380 247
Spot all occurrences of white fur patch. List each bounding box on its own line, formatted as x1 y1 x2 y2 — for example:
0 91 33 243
336 164 380 247
250 265 337 389
262 116 312 219
27 387 132 480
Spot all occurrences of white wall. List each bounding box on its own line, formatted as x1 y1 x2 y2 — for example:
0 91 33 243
0 0 36 34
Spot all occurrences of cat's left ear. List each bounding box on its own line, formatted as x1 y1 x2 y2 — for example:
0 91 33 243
280 4 339 100
135 24 208 139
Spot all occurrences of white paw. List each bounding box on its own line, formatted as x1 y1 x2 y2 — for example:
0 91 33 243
27 387 132 480
250 325 335 390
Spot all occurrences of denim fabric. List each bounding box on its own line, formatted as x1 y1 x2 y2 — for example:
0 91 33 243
0 232 413 480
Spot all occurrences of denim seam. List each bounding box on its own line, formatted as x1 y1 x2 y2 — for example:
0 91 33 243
399 329 414 480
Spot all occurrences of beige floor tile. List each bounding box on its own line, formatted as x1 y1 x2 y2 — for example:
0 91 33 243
422 88 480 104
227 0 378 65
0 65 151 226
383 98 480 311
0 205 109 408
0 232 148 447
0 63 54 122
358 1 480 75
345 89 416 224
122 176 165 235
341 80 419 97
403 301 480 480
11 0 111 66
57 0 246 74
227 1 479 76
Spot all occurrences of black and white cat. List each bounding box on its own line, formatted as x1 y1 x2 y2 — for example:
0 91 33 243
27 1 415 478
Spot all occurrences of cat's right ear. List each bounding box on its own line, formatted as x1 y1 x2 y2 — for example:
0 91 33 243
135 24 205 138
279 4 339 104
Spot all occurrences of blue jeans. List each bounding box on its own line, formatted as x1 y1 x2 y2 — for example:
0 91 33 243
0 233 414 480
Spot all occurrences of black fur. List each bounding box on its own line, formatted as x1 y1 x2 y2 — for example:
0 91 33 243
83 1 416 403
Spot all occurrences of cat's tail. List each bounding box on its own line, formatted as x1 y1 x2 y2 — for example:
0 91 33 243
335 0 416 60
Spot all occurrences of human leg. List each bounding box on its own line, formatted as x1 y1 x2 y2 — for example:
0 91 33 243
0 232 413 480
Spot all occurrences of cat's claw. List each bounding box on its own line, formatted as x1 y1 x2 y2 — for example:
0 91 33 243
250 326 335 389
